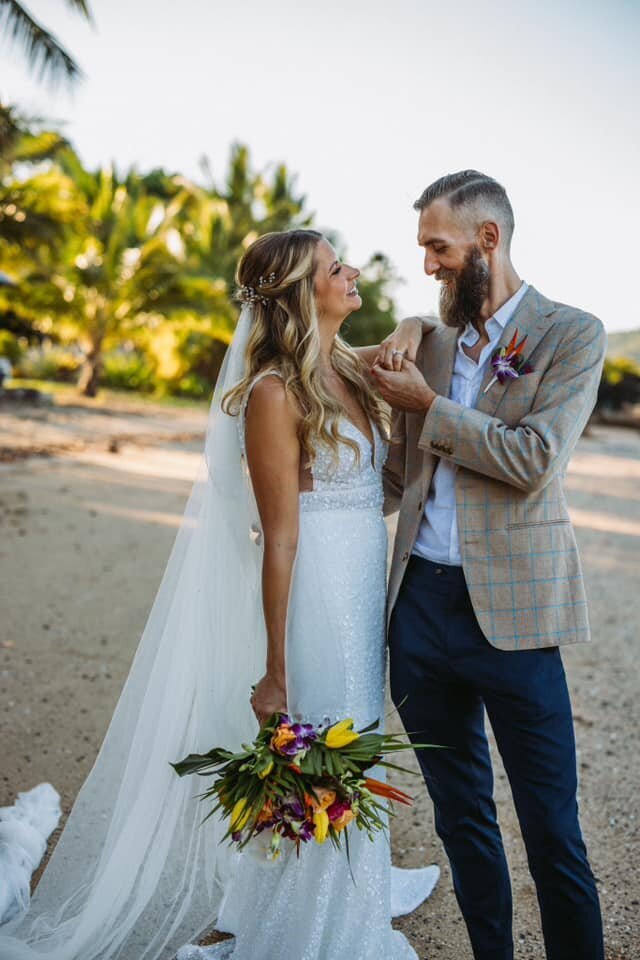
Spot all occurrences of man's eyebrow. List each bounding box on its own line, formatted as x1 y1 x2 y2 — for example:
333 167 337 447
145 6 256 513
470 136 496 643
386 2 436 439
418 236 447 247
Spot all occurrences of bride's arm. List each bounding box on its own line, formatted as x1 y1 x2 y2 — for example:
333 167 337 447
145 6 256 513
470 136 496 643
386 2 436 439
352 315 435 370
244 375 301 726
352 344 383 368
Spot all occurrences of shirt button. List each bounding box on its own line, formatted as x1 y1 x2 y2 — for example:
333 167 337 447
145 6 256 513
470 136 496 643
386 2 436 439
435 567 444 575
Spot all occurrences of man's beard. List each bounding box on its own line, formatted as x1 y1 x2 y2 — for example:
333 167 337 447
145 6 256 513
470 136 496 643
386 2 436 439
438 246 490 330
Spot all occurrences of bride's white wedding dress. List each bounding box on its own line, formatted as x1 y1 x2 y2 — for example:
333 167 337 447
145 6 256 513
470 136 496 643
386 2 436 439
176 371 439 960
0 313 437 959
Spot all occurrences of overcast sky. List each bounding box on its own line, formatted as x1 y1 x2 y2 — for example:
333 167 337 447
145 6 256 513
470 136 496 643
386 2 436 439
1 0 638 331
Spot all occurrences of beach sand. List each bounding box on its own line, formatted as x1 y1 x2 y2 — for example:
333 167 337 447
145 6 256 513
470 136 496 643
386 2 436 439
1 396 638 958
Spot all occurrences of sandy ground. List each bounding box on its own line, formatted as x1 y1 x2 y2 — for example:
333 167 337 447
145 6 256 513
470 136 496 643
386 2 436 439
0 396 638 959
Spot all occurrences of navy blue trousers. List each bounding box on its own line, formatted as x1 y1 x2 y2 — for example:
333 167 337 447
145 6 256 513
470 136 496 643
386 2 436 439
389 556 603 960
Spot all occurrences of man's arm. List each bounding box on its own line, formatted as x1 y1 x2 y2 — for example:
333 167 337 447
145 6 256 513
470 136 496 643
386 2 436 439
418 314 606 492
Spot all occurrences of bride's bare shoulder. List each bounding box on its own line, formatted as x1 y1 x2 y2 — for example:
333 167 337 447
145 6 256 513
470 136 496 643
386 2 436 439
245 371 301 434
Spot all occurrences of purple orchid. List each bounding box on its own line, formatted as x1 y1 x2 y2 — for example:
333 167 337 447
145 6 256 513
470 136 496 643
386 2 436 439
483 329 532 394
270 718 318 757
284 797 306 820
290 722 318 751
297 819 316 843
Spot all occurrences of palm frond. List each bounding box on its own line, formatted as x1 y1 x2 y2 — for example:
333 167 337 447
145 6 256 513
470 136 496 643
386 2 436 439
61 0 93 23
0 0 84 85
13 129 69 164
0 101 21 160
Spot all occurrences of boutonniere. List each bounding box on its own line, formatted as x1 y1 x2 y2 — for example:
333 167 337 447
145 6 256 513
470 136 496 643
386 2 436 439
483 329 533 394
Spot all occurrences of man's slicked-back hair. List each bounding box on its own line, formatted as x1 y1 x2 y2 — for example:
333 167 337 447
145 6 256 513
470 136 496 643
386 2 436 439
414 170 515 250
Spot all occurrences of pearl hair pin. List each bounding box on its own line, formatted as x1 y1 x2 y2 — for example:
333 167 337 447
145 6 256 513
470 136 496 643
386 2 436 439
236 272 278 306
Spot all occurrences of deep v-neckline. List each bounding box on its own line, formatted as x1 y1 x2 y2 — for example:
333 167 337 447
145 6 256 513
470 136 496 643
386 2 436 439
340 415 376 470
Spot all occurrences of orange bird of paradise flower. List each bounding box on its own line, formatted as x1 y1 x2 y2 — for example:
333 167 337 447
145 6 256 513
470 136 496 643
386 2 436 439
363 777 413 806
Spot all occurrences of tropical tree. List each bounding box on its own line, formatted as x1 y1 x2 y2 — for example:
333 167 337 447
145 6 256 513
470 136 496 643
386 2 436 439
0 0 93 86
0 106 79 342
182 143 313 288
0 102 68 175
152 143 314 394
0 149 225 396
1 134 403 396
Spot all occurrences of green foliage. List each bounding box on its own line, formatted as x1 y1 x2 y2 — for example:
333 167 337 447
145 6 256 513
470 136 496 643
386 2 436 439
100 350 155 393
167 372 211 400
0 114 401 397
602 356 640 384
597 356 640 410
0 329 23 363
0 0 93 88
15 344 81 382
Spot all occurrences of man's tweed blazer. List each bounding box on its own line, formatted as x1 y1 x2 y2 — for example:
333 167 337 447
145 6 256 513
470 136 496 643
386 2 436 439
383 286 606 651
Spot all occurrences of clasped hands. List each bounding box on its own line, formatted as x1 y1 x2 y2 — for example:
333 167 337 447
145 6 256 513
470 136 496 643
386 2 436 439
371 316 436 413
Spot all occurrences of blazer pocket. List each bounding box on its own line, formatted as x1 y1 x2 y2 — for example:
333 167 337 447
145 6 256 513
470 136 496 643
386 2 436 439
507 519 570 530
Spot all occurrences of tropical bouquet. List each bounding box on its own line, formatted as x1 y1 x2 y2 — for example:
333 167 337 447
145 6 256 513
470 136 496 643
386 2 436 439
171 712 432 862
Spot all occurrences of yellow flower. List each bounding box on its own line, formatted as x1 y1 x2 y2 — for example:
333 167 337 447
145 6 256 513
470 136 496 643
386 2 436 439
325 718 360 749
313 808 329 844
230 797 251 830
257 758 274 779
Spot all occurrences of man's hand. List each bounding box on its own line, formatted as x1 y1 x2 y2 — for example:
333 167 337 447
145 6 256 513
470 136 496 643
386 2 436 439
375 316 424 370
371 358 436 412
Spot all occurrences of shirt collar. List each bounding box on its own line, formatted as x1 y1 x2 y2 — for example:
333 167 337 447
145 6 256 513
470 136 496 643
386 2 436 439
459 282 529 348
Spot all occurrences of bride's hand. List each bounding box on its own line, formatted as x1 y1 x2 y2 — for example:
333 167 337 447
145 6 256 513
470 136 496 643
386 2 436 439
251 673 287 727
375 315 426 371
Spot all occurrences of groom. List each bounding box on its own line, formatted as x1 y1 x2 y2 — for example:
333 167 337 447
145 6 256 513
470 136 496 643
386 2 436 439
372 171 605 960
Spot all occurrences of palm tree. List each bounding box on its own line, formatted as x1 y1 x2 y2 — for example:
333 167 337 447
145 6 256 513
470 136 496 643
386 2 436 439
0 101 69 173
180 143 312 291
26 151 232 396
0 0 93 86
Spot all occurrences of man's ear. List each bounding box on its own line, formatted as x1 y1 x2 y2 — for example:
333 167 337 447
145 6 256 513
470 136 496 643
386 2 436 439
479 220 500 251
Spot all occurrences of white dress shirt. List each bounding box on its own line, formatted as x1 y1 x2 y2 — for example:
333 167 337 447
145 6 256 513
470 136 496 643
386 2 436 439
413 282 529 566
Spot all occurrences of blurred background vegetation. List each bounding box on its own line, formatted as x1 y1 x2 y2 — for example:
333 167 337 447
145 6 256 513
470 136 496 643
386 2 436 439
0 103 400 400
0 5 399 401
0 0 638 414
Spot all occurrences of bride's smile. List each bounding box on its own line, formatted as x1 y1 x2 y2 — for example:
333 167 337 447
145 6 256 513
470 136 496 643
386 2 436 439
312 237 363 322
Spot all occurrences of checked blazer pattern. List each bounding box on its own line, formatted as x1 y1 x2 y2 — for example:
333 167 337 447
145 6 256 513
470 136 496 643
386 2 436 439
383 286 607 650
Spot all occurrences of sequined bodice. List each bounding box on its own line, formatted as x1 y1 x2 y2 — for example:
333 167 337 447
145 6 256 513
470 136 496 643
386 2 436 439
298 417 386 513
238 371 388 514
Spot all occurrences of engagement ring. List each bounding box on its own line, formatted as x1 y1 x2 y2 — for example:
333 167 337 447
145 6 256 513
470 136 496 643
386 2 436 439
392 349 405 357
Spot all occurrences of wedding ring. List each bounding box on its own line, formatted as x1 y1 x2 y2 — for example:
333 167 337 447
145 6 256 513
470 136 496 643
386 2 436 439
391 349 405 357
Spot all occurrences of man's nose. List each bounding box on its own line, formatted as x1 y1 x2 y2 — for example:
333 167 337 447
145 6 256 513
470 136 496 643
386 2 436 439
424 254 439 276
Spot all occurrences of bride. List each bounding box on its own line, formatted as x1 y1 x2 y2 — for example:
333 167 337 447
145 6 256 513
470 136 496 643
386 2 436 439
0 228 437 960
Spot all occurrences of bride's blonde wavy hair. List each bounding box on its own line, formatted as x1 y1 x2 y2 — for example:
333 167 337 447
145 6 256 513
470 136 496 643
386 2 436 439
222 229 389 467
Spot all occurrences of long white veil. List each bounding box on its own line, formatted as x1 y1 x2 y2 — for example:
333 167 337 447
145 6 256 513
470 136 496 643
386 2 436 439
0 305 266 960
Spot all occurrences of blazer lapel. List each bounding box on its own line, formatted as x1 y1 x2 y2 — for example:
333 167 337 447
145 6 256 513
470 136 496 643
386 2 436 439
414 324 458 500
475 285 555 418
